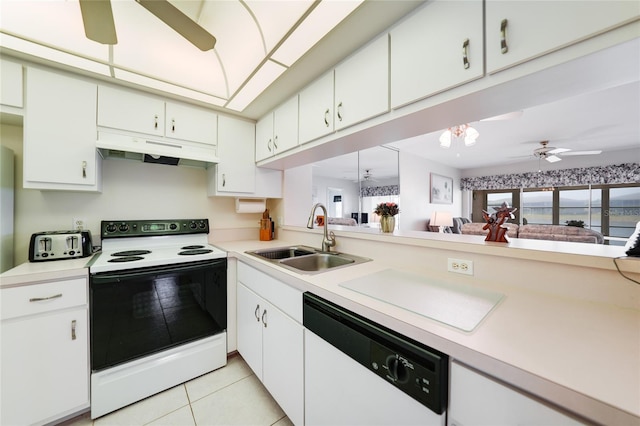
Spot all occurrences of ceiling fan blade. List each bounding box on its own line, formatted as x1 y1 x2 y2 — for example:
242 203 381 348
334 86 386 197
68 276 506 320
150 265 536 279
547 147 571 154
545 155 562 163
559 150 603 156
79 0 118 45
135 0 216 51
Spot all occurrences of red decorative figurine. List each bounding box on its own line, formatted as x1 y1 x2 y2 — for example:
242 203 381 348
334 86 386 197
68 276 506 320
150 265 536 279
482 202 517 243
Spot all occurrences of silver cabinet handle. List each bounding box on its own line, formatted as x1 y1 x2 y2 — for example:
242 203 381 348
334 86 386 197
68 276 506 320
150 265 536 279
222 173 226 187
273 135 278 150
337 102 343 121
324 108 330 127
171 118 176 133
254 304 260 322
82 161 87 178
267 138 272 152
500 19 509 54
29 293 62 302
154 114 159 129
71 320 77 340
462 38 470 69
261 309 267 328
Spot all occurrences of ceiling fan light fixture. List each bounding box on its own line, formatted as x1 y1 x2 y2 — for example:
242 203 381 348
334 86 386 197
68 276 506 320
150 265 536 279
464 126 479 146
439 130 452 148
545 154 562 163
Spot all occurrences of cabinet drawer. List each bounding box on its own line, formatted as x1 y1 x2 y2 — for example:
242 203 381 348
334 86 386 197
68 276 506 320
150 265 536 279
238 262 302 323
1 278 88 320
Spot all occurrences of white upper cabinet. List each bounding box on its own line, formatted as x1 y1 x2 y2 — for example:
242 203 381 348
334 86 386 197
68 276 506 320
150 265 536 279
97 85 217 146
391 0 484 109
165 102 218 146
334 34 389 130
255 95 299 162
0 59 23 108
209 115 256 194
486 0 640 74
97 85 164 137
298 70 334 144
24 67 101 192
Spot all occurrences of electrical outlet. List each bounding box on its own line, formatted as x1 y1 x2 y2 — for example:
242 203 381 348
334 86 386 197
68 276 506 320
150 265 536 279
72 218 85 230
448 258 474 276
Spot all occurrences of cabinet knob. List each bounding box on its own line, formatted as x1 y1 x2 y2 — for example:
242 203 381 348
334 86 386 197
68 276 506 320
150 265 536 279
324 108 330 127
500 19 509 54
273 136 278 150
171 118 175 133
254 304 260 321
261 309 267 328
82 161 87 178
462 38 470 69
154 114 159 129
29 293 62 302
268 138 272 152
337 102 343 121
71 319 77 340
222 173 226 187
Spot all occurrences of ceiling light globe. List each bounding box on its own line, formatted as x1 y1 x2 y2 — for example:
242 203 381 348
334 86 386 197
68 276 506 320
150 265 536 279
439 130 452 148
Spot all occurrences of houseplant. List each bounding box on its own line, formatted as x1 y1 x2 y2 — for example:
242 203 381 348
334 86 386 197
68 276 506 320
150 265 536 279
374 202 400 233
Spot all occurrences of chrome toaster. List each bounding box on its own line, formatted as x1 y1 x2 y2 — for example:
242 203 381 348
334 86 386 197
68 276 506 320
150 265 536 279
29 230 93 262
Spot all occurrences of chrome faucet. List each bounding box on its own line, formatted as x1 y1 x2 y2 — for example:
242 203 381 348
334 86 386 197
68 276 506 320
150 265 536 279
307 203 336 252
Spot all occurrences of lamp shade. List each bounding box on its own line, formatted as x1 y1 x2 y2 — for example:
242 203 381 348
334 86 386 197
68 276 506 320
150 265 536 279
430 211 453 227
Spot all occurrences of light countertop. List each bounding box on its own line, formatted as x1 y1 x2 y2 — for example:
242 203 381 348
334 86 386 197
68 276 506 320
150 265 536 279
219 238 640 425
0 256 92 287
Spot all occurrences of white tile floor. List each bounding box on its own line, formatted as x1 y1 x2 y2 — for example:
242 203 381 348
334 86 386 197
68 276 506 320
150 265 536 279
63 355 293 426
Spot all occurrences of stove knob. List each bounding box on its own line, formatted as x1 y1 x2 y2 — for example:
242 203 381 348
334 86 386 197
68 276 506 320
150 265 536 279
198 221 206 229
119 223 129 232
169 223 178 230
189 221 197 229
106 223 117 233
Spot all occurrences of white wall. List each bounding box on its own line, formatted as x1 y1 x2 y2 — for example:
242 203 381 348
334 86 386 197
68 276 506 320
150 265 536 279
1 123 263 265
399 151 462 231
313 175 359 219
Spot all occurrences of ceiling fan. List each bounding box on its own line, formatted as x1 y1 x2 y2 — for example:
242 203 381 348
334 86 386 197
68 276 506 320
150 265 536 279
78 0 216 51
533 140 602 163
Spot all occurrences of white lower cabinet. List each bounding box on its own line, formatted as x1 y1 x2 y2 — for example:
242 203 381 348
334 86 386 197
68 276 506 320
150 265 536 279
448 361 584 425
1 278 89 426
236 263 303 425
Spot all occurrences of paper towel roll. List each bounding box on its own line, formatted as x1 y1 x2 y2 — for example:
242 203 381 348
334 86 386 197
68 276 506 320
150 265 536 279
235 198 266 213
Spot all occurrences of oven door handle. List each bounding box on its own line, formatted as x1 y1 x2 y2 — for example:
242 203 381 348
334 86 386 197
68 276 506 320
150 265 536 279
92 259 226 283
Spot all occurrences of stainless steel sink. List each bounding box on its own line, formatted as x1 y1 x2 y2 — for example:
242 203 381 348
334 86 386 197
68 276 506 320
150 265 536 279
245 246 370 274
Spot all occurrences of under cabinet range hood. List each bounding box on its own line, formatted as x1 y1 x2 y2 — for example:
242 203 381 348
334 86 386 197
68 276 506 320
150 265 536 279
96 131 219 168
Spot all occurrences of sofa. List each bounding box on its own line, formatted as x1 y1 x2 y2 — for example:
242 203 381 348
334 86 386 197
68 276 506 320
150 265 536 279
458 222 604 244
425 217 470 234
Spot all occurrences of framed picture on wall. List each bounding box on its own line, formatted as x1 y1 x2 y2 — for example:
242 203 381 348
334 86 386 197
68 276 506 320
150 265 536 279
430 173 453 204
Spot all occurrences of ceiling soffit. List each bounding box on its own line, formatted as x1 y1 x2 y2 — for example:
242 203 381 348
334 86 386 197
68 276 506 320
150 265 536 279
0 0 362 112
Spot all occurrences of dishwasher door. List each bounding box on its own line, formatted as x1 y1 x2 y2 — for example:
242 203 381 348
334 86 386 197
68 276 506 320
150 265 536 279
303 292 447 426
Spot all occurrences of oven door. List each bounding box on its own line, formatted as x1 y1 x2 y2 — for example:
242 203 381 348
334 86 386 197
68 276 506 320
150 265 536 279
90 258 227 372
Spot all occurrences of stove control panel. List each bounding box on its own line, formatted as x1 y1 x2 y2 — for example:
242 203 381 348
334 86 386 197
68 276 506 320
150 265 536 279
101 219 209 238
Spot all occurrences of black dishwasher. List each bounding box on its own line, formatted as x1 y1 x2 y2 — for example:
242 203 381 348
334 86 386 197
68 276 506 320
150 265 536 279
303 292 448 416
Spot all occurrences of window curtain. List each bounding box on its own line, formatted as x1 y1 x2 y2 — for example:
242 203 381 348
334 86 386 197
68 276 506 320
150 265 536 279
360 185 399 197
460 163 640 191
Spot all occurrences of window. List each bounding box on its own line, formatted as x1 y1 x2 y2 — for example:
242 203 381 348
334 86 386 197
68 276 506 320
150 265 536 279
559 188 602 232
487 192 512 211
608 186 640 242
521 190 553 224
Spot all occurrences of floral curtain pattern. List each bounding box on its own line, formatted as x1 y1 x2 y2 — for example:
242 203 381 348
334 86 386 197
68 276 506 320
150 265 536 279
360 185 399 197
460 163 640 191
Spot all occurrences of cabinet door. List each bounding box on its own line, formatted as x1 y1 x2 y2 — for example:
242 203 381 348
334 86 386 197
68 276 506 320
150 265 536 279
1 308 89 425
391 0 484 108
273 95 299 154
299 71 334 144
486 0 640 74
334 34 389 130
165 102 217 145
97 85 164 137
236 283 264 379
24 68 99 189
262 302 304 426
1 59 23 108
255 113 274 162
448 362 581 425
214 116 256 193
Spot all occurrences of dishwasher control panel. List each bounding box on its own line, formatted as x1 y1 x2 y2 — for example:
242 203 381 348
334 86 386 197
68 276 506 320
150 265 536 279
370 340 444 412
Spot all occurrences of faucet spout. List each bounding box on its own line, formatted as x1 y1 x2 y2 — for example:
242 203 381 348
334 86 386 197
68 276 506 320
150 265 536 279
307 203 336 252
